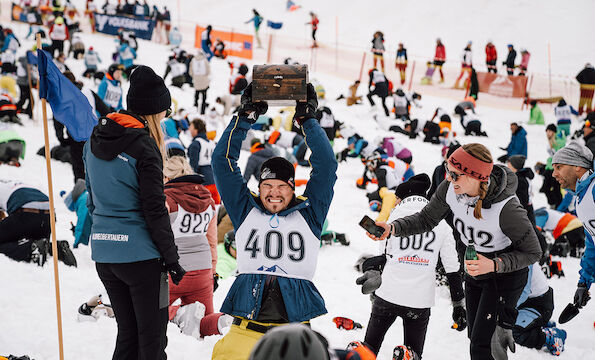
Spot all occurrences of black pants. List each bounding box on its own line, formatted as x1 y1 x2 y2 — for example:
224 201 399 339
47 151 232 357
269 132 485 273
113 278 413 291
51 40 64 57
0 211 50 244
69 140 85 182
465 268 528 360
16 84 32 117
0 238 34 262
96 259 168 360
312 28 317 41
364 295 430 357
194 88 208 114
558 227 586 256
367 91 389 116
486 60 497 73
513 287 553 349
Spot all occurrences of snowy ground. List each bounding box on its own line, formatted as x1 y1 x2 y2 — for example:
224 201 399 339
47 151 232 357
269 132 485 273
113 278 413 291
1 6 595 360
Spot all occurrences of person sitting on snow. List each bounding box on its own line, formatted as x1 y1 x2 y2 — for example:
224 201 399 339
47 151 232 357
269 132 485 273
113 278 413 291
61 179 92 248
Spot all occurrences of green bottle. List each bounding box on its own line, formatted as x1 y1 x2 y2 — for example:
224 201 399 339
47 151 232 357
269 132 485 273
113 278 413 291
465 241 478 261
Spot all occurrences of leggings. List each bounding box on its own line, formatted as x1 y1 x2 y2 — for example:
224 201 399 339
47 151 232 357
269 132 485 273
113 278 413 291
364 294 430 357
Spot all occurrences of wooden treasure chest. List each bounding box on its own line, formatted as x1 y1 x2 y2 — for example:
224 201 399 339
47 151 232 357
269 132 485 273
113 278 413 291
252 64 309 106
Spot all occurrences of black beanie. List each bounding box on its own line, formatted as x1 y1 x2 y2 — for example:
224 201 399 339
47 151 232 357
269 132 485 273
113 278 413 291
508 155 526 170
394 174 431 200
259 157 295 189
126 65 171 115
546 124 557 132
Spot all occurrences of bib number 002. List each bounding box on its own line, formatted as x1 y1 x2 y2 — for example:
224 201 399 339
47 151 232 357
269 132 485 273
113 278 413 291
244 229 305 261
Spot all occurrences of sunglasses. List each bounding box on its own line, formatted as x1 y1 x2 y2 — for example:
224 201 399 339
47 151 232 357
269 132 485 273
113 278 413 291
332 316 363 330
444 163 465 182
165 108 172 118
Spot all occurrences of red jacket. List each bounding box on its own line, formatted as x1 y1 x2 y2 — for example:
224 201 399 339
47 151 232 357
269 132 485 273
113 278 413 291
434 44 445 62
310 17 319 30
485 44 497 62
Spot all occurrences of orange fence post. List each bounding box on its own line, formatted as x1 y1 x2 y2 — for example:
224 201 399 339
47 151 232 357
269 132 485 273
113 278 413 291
407 60 416 92
358 52 367 81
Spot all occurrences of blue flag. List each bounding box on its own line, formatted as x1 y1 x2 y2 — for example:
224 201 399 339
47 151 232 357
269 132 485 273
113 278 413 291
26 51 37 66
38 49 97 142
267 20 283 30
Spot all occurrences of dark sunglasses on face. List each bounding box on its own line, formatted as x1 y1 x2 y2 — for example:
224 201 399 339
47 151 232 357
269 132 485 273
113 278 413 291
445 163 465 182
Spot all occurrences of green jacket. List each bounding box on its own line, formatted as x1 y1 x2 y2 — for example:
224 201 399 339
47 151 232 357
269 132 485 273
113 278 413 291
529 106 545 125
0 129 26 159
216 243 237 279
546 132 567 170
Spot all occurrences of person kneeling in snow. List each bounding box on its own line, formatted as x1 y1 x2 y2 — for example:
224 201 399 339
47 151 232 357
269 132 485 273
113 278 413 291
211 83 337 360
61 179 92 248
164 156 231 338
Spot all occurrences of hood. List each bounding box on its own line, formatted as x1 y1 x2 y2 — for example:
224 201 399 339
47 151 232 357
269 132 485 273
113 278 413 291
90 111 148 161
514 126 527 136
483 165 518 208
165 175 215 214
516 167 534 180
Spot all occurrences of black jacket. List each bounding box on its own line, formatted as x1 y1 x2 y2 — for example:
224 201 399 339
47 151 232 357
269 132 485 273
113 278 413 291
515 167 535 223
576 66 595 85
585 130 595 157
504 49 517 68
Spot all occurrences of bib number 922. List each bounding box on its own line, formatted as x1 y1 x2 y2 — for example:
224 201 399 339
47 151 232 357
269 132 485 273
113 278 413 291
244 229 305 261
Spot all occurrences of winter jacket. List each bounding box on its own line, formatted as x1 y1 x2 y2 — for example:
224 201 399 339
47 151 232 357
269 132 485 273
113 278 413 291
376 195 463 308
585 131 595 157
546 131 566 170
485 44 497 62
0 180 48 215
1 33 20 53
168 29 182 47
246 15 263 29
396 48 407 65
68 191 92 248
97 74 123 111
165 175 217 272
216 242 237 279
189 52 210 91
515 168 535 222
243 146 277 182
16 57 29 86
434 43 445 62
507 126 528 157
428 162 446 199
516 264 552 329
573 170 595 287
118 43 137 69
83 111 178 265
49 23 69 41
392 165 542 275
187 133 215 185
534 207 582 240
576 66 595 85
84 50 101 70
371 35 384 54
529 105 544 125
520 52 530 69
504 48 517 69
461 48 472 67
212 115 337 322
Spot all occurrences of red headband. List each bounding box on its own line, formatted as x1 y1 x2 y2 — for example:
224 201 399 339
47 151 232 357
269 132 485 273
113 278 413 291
448 147 493 182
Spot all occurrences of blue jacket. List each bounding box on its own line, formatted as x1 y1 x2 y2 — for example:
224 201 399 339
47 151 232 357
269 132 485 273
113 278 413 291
84 112 178 264
5 188 48 215
188 133 215 185
212 116 337 322
67 191 92 248
118 43 137 69
507 126 528 157
574 170 595 287
97 74 123 111
1 33 20 53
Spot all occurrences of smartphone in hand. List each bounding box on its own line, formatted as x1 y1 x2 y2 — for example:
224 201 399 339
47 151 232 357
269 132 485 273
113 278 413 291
359 215 386 238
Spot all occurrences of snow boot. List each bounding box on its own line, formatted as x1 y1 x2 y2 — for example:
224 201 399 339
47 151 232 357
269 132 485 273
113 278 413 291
78 294 114 322
48 240 77 267
172 301 206 339
543 327 567 356
30 238 49 267
393 345 420 360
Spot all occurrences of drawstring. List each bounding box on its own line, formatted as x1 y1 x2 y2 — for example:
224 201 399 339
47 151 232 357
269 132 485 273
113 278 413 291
269 213 280 228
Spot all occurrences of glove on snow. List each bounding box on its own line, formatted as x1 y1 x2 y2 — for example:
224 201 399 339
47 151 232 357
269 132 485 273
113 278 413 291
293 83 318 125
238 83 268 121
574 283 590 308
167 262 186 285
355 269 382 294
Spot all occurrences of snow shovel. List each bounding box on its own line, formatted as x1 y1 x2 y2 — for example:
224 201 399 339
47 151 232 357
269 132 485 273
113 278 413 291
558 302 580 324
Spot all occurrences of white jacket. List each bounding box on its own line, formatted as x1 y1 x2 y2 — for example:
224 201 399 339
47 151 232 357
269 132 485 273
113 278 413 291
375 195 460 308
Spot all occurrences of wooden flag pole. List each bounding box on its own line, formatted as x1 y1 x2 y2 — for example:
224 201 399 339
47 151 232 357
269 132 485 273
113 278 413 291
36 33 65 360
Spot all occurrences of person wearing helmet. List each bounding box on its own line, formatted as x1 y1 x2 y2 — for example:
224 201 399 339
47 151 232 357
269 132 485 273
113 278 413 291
211 83 337 360
248 324 329 360
48 17 69 58
97 64 124 112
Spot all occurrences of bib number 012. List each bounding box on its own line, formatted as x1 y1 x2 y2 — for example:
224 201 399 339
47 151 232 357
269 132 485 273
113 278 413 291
244 229 305 261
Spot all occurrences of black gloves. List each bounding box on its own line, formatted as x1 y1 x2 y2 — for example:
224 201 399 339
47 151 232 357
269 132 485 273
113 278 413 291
451 301 467 331
293 83 318 125
238 83 268 120
213 272 220 292
166 262 186 286
574 283 591 308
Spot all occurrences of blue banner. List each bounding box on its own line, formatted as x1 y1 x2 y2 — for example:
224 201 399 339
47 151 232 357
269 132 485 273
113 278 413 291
93 12 155 40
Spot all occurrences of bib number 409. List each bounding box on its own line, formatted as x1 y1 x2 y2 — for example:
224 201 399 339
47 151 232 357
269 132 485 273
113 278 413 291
244 229 305 261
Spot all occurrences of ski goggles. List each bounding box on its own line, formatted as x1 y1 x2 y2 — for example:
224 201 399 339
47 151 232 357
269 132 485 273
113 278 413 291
333 317 362 330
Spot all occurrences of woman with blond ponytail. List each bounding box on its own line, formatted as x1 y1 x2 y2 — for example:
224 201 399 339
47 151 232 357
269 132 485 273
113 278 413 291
368 143 542 360
83 65 185 359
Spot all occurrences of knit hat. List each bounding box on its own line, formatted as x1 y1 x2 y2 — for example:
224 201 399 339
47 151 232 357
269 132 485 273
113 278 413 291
552 142 594 169
126 65 171 116
259 157 295 189
394 174 431 200
508 155 526 170
546 124 557 133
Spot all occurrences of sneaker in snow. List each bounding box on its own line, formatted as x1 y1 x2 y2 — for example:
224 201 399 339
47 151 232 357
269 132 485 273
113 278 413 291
78 302 97 322
173 301 205 339
543 327 567 356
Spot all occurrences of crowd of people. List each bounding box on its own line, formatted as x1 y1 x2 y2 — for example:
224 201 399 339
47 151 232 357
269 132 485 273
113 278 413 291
1 3 595 360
